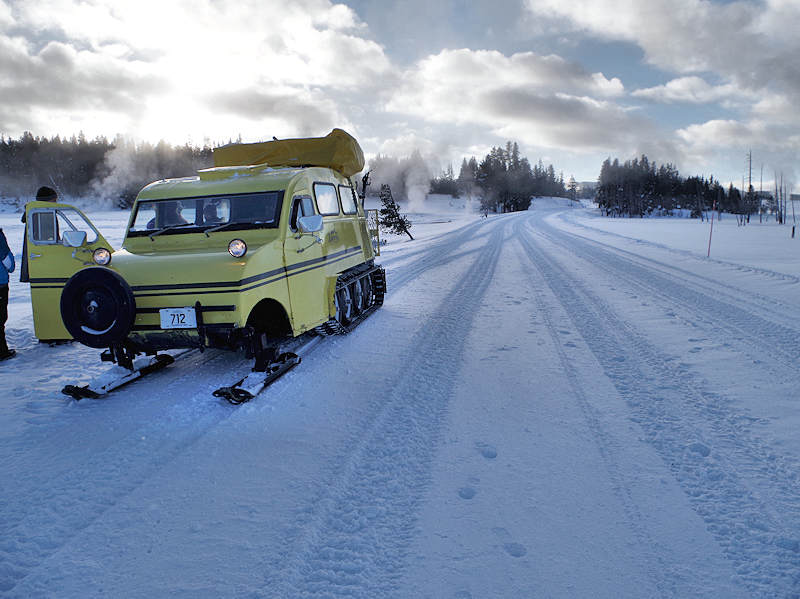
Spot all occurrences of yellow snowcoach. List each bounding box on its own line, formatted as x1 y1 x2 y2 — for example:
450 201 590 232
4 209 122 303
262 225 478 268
25 129 385 401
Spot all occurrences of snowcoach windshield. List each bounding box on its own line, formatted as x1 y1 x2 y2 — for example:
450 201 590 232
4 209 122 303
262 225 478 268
128 191 284 237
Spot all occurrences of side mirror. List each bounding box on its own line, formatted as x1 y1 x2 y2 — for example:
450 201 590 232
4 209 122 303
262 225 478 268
62 230 87 248
298 215 323 234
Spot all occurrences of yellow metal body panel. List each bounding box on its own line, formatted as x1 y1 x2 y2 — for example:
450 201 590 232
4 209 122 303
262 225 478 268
28 160 377 350
25 201 113 340
281 168 373 333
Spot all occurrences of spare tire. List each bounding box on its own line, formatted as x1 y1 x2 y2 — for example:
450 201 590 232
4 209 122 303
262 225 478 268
60 267 136 348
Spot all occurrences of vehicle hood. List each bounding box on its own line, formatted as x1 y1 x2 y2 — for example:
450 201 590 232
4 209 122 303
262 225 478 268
108 242 284 292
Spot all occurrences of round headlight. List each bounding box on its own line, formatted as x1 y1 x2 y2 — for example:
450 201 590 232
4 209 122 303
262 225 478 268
228 239 247 258
92 247 112 266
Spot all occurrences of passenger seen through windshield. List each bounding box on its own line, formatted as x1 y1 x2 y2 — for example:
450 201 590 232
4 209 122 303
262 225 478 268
128 191 284 236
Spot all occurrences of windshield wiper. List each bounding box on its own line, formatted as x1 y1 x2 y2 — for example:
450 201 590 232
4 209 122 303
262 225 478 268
203 221 240 237
148 223 195 240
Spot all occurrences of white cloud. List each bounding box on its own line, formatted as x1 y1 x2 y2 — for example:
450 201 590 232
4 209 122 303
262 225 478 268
677 117 800 152
677 119 759 149
632 77 752 105
386 48 639 153
391 49 622 99
752 94 800 127
524 0 800 183
0 1 13 27
0 0 391 142
524 0 800 96
675 117 799 186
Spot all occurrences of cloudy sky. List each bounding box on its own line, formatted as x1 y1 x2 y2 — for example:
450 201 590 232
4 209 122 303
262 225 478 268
1 0 798 189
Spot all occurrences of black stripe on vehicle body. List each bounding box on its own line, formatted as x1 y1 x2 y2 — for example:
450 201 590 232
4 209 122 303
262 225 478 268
29 278 69 284
239 247 363 292
30 285 66 289
129 266 285 292
256 250 360 290
136 305 236 313
132 246 363 298
284 246 361 273
129 246 361 293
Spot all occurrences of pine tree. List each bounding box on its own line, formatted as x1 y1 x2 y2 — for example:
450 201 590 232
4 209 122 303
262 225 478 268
568 176 578 201
378 184 413 240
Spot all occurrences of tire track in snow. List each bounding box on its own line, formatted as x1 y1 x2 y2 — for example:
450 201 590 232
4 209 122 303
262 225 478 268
0 348 256 595
557 209 800 289
532 218 800 369
511 224 681 596
377 214 500 269
0 219 503 594
517 214 800 597
383 214 514 291
265 218 508 598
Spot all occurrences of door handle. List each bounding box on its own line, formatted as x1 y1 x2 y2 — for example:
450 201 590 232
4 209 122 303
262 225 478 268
30 253 42 259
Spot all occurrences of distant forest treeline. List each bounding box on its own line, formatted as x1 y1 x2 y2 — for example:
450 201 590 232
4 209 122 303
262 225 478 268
597 155 785 221
370 142 569 214
0 132 213 207
0 132 570 214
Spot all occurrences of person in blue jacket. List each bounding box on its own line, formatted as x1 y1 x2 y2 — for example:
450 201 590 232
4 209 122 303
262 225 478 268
0 227 16 360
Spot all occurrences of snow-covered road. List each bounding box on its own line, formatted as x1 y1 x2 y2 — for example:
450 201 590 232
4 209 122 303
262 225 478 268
2 201 799 597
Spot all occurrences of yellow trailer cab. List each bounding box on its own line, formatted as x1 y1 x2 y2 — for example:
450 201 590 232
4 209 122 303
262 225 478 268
26 130 384 397
25 201 114 341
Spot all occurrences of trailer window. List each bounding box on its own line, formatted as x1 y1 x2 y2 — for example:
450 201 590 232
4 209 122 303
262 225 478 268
339 185 357 215
314 183 339 216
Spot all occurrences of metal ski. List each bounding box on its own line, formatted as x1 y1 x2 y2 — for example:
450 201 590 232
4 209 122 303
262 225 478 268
62 353 176 400
213 352 301 405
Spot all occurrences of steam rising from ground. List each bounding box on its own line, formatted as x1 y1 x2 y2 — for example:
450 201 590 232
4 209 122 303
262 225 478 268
367 151 433 213
90 143 140 209
90 139 211 208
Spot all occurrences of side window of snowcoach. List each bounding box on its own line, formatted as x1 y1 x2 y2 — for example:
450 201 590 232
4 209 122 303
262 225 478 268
339 185 357 215
56 208 98 244
314 183 339 216
30 211 57 243
29 208 98 245
290 195 316 231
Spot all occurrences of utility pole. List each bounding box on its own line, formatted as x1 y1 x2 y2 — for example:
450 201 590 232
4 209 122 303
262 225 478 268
760 162 763 223
747 150 753 224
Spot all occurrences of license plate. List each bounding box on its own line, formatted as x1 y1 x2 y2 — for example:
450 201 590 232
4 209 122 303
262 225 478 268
159 307 197 329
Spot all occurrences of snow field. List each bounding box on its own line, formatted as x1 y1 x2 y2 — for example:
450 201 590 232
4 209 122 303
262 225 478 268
1 199 800 597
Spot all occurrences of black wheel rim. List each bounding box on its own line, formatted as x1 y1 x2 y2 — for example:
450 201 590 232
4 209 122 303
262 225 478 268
78 286 117 333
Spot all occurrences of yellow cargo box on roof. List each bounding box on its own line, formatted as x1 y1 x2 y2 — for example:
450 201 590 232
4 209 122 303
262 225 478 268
212 128 365 178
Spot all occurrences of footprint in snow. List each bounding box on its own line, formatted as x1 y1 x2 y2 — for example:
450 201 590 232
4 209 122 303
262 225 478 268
476 442 497 459
458 487 477 500
492 528 528 558
503 542 528 558
687 441 710 457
